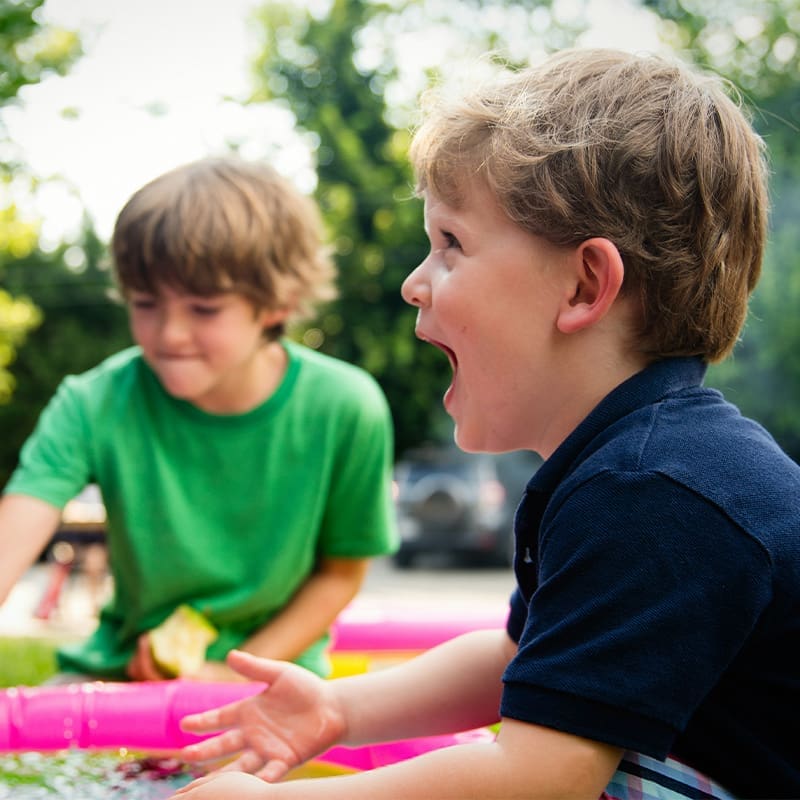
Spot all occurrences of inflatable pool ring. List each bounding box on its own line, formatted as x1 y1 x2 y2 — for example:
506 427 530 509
331 601 508 651
0 679 495 771
329 600 509 676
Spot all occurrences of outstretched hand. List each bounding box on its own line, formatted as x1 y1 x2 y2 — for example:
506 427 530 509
179 650 347 782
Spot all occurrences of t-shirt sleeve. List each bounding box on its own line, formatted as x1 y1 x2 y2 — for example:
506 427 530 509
500 470 772 758
316 373 398 558
3 376 93 508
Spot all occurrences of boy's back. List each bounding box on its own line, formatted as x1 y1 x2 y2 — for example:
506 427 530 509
505 356 800 796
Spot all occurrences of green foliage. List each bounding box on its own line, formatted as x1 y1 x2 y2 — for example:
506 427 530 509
0 289 41 404
249 0 577 455
0 0 81 104
1 0 82 409
0 225 131 487
0 636 58 687
251 0 450 457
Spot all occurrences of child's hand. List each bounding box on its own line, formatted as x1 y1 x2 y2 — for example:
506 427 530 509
126 633 171 681
179 650 346 782
169 771 270 798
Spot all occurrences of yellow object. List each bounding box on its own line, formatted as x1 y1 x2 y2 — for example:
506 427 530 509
329 650 421 678
149 605 218 677
286 761 356 779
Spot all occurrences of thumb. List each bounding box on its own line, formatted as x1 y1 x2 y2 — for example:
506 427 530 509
225 649 287 683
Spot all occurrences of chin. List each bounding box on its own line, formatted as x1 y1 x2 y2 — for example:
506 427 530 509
453 427 489 455
455 424 521 456
159 380 203 402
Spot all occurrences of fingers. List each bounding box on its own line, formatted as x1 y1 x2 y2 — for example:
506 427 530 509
225 649 286 683
180 696 249 734
218 748 268 775
256 759 290 783
127 634 168 682
180 727 246 763
215 750 289 783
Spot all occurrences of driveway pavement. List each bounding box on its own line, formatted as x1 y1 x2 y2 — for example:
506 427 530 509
0 555 515 640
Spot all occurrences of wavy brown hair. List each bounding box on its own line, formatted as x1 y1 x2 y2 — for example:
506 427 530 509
410 48 769 363
112 157 336 328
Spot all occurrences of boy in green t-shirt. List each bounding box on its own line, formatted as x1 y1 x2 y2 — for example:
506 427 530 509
0 157 398 682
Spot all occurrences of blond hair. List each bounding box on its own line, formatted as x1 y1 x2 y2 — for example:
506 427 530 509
112 157 337 328
410 48 769 362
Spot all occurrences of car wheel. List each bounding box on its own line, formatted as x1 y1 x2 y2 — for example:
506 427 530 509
393 548 417 569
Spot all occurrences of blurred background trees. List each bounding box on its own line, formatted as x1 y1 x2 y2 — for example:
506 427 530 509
1 0 800 487
0 0 129 485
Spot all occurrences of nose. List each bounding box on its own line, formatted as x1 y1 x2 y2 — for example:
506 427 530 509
157 308 191 347
401 258 431 308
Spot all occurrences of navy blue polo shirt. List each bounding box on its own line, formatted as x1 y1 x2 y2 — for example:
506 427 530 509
501 357 800 798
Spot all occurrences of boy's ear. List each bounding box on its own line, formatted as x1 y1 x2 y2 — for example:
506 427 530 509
259 306 292 329
555 238 625 334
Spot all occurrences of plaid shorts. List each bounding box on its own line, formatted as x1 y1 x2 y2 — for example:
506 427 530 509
603 752 738 800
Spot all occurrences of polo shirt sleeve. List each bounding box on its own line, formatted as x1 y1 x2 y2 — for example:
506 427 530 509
506 587 528 643
500 470 772 758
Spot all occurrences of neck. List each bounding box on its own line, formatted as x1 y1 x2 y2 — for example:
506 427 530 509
538 332 649 460
195 340 288 415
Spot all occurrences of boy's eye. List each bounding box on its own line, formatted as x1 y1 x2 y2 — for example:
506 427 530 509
129 297 156 311
442 230 462 250
190 304 222 316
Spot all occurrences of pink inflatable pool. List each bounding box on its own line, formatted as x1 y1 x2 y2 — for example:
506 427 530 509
0 680 495 771
331 600 509 652
0 602 507 769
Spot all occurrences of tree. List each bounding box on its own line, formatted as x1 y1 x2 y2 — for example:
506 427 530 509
248 0 573 455
642 0 800 460
0 0 81 403
0 2 131 485
0 221 131 486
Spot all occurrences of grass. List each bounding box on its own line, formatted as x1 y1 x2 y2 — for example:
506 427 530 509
0 637 59 687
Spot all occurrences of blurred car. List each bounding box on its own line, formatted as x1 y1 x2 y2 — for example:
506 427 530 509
392 446 541 568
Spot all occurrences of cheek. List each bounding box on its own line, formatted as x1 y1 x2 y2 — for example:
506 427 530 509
206 322 257 353
128 315 149 343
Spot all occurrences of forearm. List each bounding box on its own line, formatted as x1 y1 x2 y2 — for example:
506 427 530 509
221 721 620 800
239 558 369 662
0 494 61 605
335 628 514 745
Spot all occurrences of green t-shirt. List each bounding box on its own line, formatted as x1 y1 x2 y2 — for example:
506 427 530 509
6 340 397 678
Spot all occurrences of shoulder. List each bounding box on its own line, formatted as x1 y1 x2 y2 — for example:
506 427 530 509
53 347 152 422
570 383 798 490
553 387 800 559
285 340 389 413
61 346 145 392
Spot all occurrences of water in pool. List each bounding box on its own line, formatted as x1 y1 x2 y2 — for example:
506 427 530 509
0 750 201 798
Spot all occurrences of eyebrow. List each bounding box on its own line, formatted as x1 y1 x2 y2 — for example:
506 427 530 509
425 200 461 230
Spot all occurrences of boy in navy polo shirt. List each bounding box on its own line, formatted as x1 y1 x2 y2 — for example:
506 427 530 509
169 49 799 800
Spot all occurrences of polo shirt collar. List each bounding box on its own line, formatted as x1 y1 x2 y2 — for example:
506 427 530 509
528 356 707 495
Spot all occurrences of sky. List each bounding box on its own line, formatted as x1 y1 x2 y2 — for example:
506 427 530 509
3 0 307 245
2 0 663 247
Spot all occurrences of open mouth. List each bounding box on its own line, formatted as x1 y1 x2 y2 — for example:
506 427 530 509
418 333 457 372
